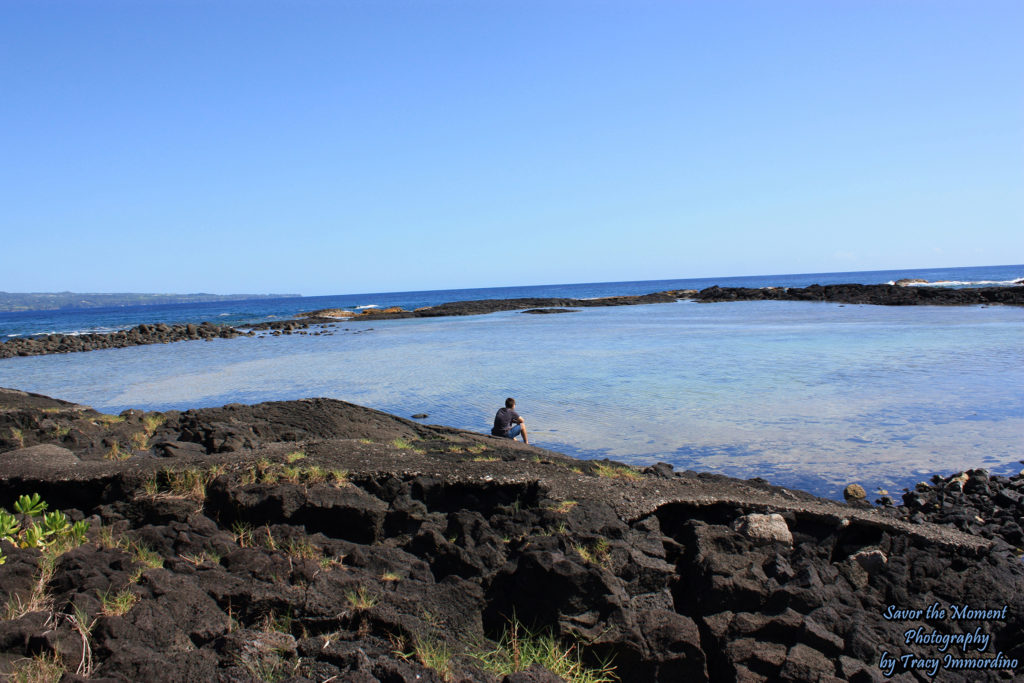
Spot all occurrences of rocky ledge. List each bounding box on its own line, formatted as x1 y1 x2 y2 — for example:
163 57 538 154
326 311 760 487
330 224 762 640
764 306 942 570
689 284 1024 306
1 387 1022 682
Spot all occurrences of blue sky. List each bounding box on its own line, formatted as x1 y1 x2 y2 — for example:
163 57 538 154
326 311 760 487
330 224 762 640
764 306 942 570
2 1 1021 296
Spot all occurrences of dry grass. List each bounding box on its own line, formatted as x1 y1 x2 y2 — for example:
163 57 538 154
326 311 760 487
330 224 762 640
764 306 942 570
572 538 612 568
141 413 165 434
345 586 378 611
129 431 150 451
284 537 321 561
591 462 641 481
472 619 617 683
163 466 223 500
408 636 453 681
3 558 56 620
232 521 255 548
7 652 66 683
103 440 129 461
97 586 138 616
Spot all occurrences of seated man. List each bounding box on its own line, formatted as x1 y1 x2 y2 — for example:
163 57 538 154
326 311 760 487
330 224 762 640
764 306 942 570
491 397 529 444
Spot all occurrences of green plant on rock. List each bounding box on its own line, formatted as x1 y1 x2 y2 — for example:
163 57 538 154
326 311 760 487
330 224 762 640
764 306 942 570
41 511 70 537
68 520 90 545
9 427 25 448
20 524 47 549
0 509 21 542
13 493 47 516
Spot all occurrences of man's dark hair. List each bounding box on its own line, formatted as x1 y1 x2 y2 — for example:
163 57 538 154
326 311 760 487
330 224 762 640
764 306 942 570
505 397 516 408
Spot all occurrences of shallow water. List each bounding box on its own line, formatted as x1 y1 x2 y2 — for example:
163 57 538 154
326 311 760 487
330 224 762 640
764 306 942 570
2 299 1021 500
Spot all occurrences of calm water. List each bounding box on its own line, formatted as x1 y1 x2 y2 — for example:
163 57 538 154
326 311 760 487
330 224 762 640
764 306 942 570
3 265 1023 501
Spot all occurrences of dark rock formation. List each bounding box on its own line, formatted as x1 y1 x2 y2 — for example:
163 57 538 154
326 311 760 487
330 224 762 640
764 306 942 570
0 322 252 360
521 309 579 315
691 283 1024 306
1 387 1022 681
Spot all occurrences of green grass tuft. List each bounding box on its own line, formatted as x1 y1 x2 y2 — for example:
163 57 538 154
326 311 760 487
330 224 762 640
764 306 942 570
472 619 617 683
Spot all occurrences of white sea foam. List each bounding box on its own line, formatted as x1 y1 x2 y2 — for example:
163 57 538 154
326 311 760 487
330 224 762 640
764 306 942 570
356 304 379 310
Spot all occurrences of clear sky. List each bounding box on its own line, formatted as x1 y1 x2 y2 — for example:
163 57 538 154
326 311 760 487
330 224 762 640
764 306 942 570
2 1 1021 296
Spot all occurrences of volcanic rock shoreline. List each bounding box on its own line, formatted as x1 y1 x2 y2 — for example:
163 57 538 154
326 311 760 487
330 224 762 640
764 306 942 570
2 284 1021 359
1 387 1023 681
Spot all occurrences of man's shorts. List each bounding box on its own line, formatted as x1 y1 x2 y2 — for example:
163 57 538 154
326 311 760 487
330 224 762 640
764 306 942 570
507 424 522 439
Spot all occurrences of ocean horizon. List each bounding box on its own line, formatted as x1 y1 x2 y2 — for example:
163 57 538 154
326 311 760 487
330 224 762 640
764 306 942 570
1 263 1022 502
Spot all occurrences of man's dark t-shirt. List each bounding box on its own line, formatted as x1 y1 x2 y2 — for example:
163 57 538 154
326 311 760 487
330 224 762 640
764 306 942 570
492 407 520 437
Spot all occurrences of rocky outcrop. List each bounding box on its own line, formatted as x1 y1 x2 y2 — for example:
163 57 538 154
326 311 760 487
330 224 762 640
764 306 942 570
0 322 252 359
691 284 1024 306
1 388 1022 681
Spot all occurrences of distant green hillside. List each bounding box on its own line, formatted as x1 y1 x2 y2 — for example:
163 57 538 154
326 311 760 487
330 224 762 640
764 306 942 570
0 292 302 312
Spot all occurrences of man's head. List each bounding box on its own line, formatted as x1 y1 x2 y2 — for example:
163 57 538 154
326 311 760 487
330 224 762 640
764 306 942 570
505 397 516 409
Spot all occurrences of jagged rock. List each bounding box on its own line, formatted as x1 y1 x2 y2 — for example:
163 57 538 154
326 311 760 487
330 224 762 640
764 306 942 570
732 513 793 545
843 484 867 502
850 548 887 573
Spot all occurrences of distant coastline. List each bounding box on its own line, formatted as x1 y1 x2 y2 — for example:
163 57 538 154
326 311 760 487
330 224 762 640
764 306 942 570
0 291 302 313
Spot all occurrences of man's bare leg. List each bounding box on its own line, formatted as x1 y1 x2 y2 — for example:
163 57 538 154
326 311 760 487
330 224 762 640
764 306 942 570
519 422 529 445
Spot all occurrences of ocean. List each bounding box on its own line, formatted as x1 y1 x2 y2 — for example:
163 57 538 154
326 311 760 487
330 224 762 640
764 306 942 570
1 264 1022 500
